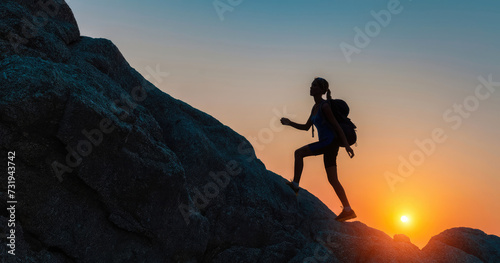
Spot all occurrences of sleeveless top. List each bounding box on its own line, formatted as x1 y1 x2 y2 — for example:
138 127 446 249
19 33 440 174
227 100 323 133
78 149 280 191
312 101 336 142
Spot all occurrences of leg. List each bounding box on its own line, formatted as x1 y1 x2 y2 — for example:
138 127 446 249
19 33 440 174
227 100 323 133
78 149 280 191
323 143 351 209
325 165 351 209
325 161 357 221
293 145 315 184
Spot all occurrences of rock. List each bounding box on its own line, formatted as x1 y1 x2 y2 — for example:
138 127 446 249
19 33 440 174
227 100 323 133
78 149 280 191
0 1 499 262
0 0 79 62
394 233 411 243
423 227 500 262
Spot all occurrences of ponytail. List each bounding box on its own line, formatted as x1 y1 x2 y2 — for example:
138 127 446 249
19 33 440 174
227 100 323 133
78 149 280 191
326 88 332 101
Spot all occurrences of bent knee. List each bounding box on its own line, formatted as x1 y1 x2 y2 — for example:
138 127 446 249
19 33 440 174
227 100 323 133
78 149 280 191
295 148 307 159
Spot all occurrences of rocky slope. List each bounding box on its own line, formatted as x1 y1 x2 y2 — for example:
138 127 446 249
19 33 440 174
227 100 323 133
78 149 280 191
0 1 499 262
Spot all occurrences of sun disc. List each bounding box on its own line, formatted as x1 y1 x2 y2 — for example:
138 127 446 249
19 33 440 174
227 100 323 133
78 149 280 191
401 215 409 223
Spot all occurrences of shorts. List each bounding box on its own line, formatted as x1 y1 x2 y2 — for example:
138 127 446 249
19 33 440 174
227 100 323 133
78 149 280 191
307 137 340 168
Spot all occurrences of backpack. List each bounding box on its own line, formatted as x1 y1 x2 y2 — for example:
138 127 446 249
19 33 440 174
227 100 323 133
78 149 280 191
329 99 358 145
324 99 357 147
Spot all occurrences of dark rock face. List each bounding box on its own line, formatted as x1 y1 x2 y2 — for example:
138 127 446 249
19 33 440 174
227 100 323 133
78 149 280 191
0 1 498 262
422 228 500 263
0 0 79 62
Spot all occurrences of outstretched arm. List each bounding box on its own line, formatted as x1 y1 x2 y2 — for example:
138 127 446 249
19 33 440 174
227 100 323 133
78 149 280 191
281 113 312 131
321 103 355 158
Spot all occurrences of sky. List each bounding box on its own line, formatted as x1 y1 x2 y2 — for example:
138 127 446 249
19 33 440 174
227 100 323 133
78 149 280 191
69 0 500 248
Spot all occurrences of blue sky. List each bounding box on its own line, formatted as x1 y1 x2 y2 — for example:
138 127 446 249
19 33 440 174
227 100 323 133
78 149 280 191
70 0 500 81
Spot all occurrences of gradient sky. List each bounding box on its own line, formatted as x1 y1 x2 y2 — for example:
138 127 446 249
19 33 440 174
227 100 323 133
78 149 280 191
69 0 500 248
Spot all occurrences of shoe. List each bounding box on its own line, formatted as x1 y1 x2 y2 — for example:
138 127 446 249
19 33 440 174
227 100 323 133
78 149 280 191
335 209 357 222
285 180 300 196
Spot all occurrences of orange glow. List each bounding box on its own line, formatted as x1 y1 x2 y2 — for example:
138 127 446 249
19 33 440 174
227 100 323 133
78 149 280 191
240 94 500 248
150 59 500 250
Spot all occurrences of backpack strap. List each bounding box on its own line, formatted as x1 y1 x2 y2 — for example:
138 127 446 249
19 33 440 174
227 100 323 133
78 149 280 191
312 100 329 138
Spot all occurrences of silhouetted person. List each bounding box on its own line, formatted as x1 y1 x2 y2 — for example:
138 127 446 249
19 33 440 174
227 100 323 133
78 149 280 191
280 77 356 222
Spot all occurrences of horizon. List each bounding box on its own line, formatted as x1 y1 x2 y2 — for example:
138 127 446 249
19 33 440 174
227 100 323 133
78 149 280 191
70 0 500 248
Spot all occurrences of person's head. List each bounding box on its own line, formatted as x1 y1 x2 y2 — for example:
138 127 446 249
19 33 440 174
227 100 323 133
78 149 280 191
310 77 331 100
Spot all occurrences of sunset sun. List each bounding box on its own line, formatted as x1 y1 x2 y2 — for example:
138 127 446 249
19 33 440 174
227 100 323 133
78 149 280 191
401 215 409 223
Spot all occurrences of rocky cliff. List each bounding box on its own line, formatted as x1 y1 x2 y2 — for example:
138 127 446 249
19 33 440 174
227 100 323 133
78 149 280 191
1 1 499 262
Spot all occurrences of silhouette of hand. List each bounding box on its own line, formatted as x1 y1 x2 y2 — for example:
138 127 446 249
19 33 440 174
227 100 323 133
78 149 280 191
280 118 291 126
346 146 355 158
